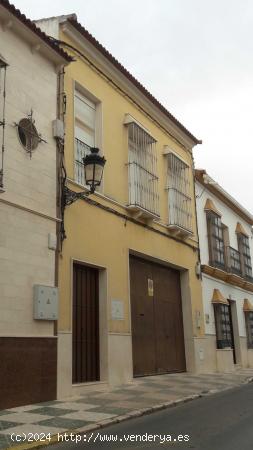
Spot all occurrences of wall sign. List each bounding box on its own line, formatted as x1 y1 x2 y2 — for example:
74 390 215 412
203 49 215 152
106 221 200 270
111 299 124 320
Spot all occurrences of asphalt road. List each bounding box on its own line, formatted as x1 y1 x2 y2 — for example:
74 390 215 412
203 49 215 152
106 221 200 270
49 383 253 450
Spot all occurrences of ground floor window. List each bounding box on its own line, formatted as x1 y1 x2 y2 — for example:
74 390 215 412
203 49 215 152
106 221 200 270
245 312 253 349
213 303 233 349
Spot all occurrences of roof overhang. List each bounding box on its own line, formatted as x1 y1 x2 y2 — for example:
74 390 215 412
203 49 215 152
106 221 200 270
0 0 72 67
195 169 253 225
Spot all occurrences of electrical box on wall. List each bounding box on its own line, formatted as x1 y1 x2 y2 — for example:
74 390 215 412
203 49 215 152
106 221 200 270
52 119 64 139
33 285 58 320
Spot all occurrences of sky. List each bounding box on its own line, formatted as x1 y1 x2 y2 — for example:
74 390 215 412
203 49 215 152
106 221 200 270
13 0 253 212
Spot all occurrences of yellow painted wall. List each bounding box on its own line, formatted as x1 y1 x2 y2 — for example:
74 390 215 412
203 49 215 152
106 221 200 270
59 28 204 340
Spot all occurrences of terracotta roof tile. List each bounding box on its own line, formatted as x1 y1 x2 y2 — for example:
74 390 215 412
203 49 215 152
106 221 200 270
0 0 72 62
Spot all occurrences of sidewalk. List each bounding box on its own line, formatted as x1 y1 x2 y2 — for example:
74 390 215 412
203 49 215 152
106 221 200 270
1 369 253 450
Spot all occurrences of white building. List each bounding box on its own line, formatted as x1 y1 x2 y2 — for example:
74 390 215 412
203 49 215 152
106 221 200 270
0 0 71 409
196 169 253 372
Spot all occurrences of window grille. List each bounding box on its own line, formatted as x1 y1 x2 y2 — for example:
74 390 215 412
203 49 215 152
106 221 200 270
206 212 225 269
226 246 242 276
167 153 192 232
238 234 253 281
214 303 233 349
75 138 90 186
127 122 159 217
245 311 253 349
74 91 95 186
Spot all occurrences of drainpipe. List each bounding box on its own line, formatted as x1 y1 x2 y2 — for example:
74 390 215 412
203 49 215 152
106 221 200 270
54 68 65 336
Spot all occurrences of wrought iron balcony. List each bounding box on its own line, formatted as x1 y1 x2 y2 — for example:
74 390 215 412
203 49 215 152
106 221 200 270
75 138 91 186
226 246 242 276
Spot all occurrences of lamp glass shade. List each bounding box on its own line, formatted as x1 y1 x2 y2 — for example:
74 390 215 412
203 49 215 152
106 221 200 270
83 147 106 192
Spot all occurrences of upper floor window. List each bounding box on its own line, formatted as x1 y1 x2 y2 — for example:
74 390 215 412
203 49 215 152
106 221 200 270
127 122 159 217
238 233 253 281
74 90 96 186
167 153 192 232
206 211 225 269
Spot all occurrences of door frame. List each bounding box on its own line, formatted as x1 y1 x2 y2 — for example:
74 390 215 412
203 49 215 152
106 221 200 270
129 252 186 376
71 258 108 384
128 250 196 373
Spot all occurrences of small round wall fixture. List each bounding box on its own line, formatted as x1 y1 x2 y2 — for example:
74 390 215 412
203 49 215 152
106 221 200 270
18 118 39 153
16 110 46 158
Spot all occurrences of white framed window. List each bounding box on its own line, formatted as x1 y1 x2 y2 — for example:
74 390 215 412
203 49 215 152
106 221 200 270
166 152 192 232
74 90 96 186
127 122 159 217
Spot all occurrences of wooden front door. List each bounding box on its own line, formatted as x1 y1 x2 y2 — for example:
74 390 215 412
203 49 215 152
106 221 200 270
130 255 186 377
72 263 100 383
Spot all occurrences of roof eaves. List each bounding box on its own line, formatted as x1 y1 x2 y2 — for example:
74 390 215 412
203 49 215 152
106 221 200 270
0 0 73 62
195 169 253 225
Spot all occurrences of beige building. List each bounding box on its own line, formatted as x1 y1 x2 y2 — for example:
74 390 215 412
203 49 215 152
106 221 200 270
37 14 207 400
0 0 71 409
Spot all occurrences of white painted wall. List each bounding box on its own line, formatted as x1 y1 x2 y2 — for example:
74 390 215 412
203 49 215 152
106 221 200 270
36 18 60 40
0 25 59 336
196 180 253 339
202 274 253 337
196 181 253 265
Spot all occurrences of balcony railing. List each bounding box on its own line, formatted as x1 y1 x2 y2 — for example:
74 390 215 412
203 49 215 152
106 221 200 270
168 188 192 232
226 246 242 276
75 138 90 186
128 162 160 217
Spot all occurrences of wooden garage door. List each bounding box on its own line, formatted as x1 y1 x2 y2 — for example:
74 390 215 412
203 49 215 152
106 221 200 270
72 263 100 383
130 255 186 376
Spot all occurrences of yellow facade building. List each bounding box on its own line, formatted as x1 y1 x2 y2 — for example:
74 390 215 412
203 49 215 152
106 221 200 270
38 15 206 398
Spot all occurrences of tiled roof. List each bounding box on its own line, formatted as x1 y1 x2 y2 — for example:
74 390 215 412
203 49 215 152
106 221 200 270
0 0 73 62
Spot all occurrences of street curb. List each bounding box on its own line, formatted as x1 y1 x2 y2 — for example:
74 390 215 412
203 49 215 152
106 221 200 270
5 375 253 450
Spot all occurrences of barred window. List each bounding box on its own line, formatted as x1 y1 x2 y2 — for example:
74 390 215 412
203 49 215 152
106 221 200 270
167 153 192 232
74 90 96 186
238 234 253 281
214 303 233 349
206 211 225 269
127 122 159 217
245 311 253 349
227 246 241 276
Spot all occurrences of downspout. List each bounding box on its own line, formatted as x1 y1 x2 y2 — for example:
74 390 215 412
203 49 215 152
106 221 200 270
54 68 65 336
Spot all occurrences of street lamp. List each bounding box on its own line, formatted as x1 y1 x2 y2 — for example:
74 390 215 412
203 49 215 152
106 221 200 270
63 147 106 206
83 147 106 193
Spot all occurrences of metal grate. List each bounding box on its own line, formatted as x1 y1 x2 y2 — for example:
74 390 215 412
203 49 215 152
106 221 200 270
75 138 90 186
239 234 253 280
227 246 242 276
167 153 192 232
214 304 233 349
207 212 225 269
127 123 159 217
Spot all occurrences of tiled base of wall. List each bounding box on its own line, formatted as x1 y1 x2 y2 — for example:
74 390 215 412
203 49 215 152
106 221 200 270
0 337 57 410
